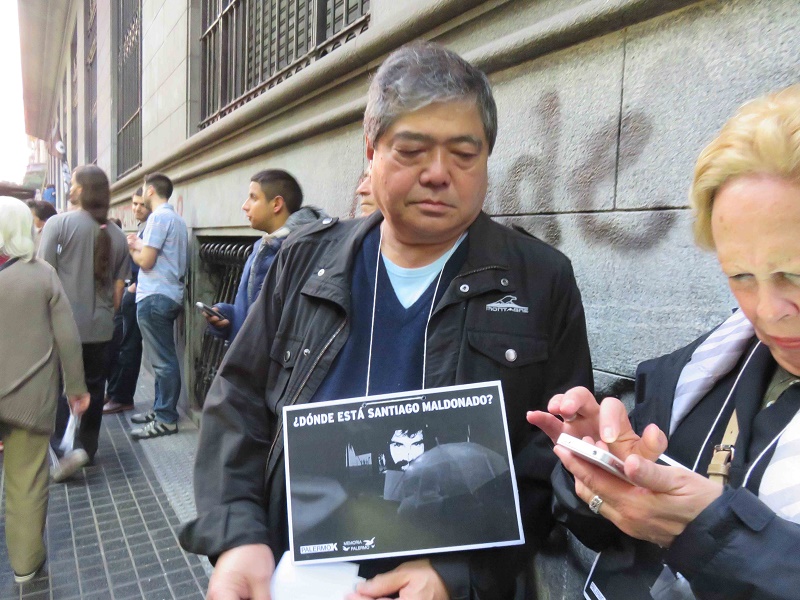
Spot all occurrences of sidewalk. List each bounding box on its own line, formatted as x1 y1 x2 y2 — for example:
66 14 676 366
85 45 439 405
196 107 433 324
0 370 211 599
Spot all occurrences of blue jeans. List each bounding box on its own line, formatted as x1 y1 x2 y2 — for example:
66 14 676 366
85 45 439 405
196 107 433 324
137 294 182 424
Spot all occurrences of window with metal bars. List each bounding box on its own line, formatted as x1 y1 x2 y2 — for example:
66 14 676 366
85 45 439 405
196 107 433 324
71 28 78 170
199 0 370 130
116 0 142 177
85 0 98 165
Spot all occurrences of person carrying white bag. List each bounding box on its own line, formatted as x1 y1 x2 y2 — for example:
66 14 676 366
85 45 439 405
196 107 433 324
0 197 90 584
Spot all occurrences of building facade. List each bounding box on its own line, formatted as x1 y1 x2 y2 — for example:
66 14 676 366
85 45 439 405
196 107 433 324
18 0 800 593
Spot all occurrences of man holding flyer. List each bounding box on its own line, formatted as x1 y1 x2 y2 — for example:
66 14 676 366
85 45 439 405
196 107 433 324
181 42 593 600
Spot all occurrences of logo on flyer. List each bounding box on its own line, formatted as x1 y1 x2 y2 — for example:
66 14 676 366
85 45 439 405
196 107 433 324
343 537 376 552
485 295 529 313
300 543 338 554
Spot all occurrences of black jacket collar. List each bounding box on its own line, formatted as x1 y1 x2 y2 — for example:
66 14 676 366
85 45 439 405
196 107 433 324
299 210 516 313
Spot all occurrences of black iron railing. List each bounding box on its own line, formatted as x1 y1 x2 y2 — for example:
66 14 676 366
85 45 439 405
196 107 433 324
116 0 142 177
193 240 255 407
199 0 370 129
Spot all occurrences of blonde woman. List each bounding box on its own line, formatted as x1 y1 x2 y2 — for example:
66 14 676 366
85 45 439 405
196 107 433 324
530 84 800 599
0 197 89 583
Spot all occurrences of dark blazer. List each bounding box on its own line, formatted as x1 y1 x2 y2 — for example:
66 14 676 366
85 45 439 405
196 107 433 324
555 327 800 600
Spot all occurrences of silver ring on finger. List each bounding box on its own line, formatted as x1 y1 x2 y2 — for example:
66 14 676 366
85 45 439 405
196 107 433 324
588 494 604 515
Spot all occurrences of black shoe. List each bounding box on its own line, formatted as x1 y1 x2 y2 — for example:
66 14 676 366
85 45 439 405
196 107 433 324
130 420 178 440
130 410 156 424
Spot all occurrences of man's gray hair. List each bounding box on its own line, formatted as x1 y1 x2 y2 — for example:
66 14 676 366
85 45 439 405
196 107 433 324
364 42 498 154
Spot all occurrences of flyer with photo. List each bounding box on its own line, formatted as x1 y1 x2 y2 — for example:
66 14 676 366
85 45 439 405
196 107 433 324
283 380 524 564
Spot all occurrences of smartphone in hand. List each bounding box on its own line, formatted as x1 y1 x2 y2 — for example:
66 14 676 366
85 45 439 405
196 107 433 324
196 301 228 321
556 433 635 485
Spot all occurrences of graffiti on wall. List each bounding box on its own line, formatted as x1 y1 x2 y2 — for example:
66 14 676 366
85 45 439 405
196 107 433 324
487 91 677 249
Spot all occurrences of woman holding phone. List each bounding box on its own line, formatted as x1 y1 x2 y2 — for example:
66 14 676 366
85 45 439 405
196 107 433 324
529 85 800 599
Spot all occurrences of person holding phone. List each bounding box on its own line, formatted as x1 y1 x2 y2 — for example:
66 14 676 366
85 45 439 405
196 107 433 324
201 169 326 343
529 85 800 600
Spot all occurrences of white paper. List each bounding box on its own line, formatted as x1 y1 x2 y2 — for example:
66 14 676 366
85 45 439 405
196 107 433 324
271 551 364 599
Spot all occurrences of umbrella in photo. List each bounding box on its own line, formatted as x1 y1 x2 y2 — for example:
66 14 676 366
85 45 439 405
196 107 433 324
394 442 518 546
396 441 510 511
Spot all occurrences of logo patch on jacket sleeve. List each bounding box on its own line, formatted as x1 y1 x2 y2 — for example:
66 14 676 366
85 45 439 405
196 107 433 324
485 295 529 314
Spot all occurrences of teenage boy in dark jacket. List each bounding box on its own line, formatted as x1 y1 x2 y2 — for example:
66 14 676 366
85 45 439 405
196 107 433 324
203 169 327 341
181 42 593 600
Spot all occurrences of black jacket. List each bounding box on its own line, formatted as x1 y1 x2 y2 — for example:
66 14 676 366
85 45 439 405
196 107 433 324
554 328 800 600
181 211 593 599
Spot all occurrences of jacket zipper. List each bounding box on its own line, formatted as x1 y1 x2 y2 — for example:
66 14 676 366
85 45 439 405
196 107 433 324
264 319 346 474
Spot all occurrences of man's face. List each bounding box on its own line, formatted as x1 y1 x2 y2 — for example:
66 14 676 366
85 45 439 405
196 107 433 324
389 429 425 470
367 100 489 247
131 194 151 223
242 181 275 233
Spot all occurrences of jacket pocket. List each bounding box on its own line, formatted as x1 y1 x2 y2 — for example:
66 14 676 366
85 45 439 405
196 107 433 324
467 331 548 367
267 335 303 410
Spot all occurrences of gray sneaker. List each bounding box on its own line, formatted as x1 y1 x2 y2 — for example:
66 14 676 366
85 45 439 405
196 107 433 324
51 449 90 483
130 410 156 424
131 420 178 440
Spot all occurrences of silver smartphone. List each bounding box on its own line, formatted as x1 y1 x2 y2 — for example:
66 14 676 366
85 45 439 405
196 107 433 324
195 301 227 321
556 433 635 484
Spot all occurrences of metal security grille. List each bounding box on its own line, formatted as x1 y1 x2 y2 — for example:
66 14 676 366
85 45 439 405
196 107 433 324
85 0 98 164
193 240 255 407
199 0 370 129
117 0 142 177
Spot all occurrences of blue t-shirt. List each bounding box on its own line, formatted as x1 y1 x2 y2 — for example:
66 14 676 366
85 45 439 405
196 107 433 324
136 203 188 305
383 232 466 308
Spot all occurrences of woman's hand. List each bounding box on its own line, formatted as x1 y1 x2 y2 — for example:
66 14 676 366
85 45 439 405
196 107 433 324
556 438 723 547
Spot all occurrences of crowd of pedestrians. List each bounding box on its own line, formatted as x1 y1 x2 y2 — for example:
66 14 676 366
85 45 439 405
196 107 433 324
1 40 799 600
0 168 190 582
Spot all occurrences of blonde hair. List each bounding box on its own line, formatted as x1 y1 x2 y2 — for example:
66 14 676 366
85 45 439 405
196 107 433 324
0 196 36 261
691 84 800 249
